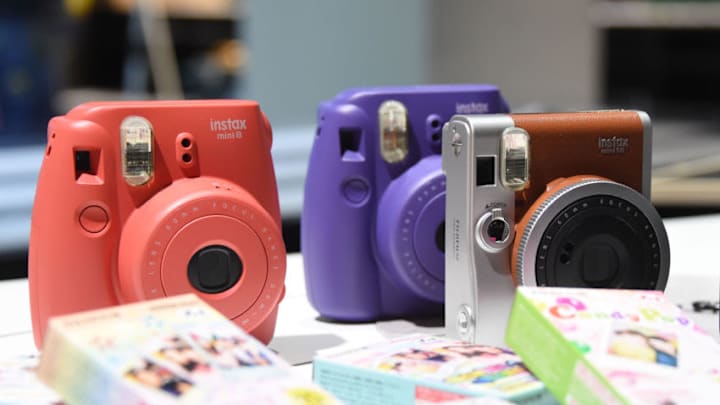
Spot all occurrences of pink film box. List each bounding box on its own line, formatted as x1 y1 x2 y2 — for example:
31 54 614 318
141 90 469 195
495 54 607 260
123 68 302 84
506 287 720 404
36 294 339 405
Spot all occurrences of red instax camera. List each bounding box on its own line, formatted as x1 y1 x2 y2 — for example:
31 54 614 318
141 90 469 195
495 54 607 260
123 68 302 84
29 100 286 347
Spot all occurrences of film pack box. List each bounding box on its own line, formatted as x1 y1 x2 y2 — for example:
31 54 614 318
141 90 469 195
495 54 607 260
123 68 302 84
313 334 556 405
506 286 720 404
36 294 340 405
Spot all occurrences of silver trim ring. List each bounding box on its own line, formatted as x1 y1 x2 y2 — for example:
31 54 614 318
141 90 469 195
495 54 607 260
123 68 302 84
515 179 670 290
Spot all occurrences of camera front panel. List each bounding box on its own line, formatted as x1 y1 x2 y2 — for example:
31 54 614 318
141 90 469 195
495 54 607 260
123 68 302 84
66 101 280 222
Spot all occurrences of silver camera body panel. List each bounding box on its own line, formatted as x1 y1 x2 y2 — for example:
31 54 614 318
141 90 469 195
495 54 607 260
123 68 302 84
442 114 518 345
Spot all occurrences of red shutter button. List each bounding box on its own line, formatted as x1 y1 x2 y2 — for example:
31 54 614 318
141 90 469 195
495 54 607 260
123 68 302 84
79 205 109 233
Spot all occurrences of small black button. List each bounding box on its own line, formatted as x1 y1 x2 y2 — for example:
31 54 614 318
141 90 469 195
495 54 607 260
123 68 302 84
476 156 495 186
187 245 243 294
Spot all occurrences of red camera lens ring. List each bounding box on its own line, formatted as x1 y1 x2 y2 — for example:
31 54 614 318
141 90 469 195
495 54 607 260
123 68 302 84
161 215 267 318
118 177 286 336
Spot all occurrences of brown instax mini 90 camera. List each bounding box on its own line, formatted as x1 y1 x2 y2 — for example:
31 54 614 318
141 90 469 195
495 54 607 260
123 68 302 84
443 110 670 343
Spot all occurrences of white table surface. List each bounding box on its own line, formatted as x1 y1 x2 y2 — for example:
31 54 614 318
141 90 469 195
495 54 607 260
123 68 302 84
0 214 718 401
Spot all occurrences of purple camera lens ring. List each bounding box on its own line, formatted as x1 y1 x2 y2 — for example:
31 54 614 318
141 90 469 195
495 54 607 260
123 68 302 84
375 155 445 302
413 189 445 281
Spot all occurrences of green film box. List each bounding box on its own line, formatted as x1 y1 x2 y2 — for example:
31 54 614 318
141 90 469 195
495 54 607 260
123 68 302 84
313 334 556 405
506 287 720 404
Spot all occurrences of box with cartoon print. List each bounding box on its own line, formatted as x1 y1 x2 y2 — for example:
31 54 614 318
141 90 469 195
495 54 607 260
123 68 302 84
506 287 720 404
313 334 555 404
36 294 340 405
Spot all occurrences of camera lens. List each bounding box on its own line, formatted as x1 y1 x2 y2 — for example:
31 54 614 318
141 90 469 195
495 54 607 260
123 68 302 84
375 156 446 301
487 219 509 243
435 221 445 253
187 245 243 293
515 179 670 291
536 195 662 289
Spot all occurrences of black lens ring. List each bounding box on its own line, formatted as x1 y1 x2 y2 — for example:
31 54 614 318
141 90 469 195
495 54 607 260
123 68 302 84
535 195 661 288
515 179 670 290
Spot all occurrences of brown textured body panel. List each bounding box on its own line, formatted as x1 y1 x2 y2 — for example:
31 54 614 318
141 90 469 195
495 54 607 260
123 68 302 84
509 111 645 221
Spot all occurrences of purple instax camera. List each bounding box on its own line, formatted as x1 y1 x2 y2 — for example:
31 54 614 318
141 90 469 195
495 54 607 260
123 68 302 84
302 84 509 321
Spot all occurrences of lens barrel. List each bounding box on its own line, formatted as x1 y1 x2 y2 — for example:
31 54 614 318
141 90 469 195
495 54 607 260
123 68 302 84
515 178 670 290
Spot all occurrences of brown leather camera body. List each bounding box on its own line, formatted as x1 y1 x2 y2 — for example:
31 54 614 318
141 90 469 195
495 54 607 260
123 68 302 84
510 111 648 222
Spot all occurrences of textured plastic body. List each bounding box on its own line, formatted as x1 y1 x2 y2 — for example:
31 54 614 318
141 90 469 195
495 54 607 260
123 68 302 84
302 85 509 321
29 100 286 347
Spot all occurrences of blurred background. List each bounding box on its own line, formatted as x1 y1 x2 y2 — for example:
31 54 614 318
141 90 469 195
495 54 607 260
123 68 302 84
3 0 720 278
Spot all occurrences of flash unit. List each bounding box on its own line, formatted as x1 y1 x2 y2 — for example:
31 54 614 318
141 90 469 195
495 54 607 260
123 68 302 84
120 116 154 186
379 100 408 163
500 127 529 191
